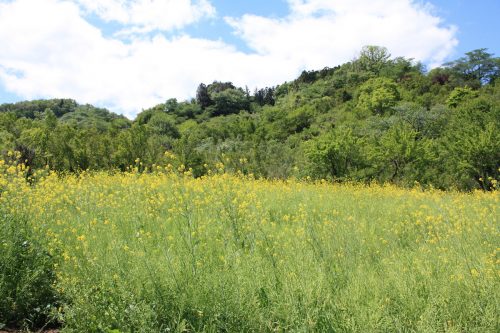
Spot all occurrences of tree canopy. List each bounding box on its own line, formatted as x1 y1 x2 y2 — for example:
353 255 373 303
1 47 499 190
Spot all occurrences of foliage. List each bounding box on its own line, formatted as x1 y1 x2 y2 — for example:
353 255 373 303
355 45 391 74
305 126 363 180
357 77 400 115
206 88 249 116
1 47 499 190
0 99 78 119
446 86 478 108
440 96 500 189
0 213 59 330
445 48 500 86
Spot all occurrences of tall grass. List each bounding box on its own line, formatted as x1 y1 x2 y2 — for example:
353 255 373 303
1 165 498 332
0 210 59 330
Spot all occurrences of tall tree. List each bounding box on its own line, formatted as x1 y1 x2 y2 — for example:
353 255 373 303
196 83 212 109
356 45 391 74
445 48 500 85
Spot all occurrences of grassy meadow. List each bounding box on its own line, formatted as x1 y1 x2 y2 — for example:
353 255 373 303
1 160 499 332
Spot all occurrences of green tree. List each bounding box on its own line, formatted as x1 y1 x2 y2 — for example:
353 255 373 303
355 45 391 75
445 48 500 86
196 83 212 109
147 112 180 138
357 77 400 115
305 127 362 180
368 123 434 184
440 97 500 189
206 89 249 117
446 86 478 108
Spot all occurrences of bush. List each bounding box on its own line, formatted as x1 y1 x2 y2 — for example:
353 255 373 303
0 211 59 330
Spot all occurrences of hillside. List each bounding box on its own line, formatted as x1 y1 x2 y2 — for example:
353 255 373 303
1 46 499 190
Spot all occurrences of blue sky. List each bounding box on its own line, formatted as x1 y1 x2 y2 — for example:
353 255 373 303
198 0 500 59
0 0 498 117
431 0 500 58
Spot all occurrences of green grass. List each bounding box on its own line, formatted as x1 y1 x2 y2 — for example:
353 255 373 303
0 171 499 332
0 212 59 330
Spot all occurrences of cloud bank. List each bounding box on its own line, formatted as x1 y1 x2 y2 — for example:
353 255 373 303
75 0 215 33
0 0 457 118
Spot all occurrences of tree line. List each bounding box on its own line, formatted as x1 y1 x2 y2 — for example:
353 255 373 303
1 46 499 190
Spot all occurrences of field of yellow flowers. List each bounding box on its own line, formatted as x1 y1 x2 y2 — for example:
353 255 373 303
1 159 499 332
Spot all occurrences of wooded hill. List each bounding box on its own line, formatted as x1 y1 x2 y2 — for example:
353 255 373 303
1 46 499 190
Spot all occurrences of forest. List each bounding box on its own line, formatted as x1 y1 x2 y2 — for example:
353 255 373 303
1 46 499 190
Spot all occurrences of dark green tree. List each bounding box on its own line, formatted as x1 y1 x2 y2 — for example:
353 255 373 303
196 83 212 108
445 48 500 86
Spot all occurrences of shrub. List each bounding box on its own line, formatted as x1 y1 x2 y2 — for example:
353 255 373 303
0 211 59 330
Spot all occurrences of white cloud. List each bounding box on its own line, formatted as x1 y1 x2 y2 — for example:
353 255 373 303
227 0 457 68
0 0 290 117
75 0 216 33
0 0 457 118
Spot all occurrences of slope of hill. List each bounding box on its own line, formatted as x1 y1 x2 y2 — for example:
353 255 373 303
1 46 499 189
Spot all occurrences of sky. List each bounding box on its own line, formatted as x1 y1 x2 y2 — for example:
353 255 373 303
0 0 499 118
